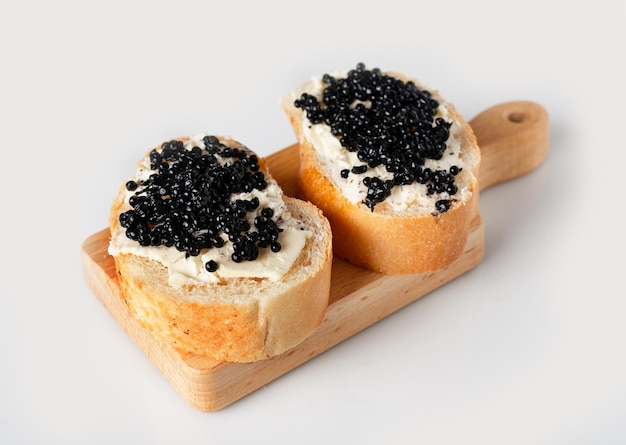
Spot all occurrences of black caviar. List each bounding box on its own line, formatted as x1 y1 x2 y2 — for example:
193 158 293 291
294 63 461 214
119 136 282 273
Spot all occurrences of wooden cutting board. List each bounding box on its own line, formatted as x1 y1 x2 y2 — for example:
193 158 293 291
81 101 549 412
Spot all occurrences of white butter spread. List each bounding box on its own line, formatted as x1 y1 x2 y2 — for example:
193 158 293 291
108 134 312 287
286 72 470 213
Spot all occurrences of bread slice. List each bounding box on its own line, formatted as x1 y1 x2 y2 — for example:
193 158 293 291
281 64 480 274
108 135 332 362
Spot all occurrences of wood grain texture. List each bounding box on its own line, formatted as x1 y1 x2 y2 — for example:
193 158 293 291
80 101 548 412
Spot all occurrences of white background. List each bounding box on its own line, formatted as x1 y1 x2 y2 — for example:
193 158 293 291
2 1 625 444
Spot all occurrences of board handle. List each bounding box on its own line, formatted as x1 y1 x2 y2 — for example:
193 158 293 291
469 101 549 191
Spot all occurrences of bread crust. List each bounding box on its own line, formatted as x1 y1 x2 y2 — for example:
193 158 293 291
282 70 480 274
109 137 333 362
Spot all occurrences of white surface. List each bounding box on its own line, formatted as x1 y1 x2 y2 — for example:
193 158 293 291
1 1 625 444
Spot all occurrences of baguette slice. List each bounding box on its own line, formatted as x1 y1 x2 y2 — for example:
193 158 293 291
281 64 481 274
108 135 332 362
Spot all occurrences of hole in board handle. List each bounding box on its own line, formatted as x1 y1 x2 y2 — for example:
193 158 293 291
507 112 525 123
